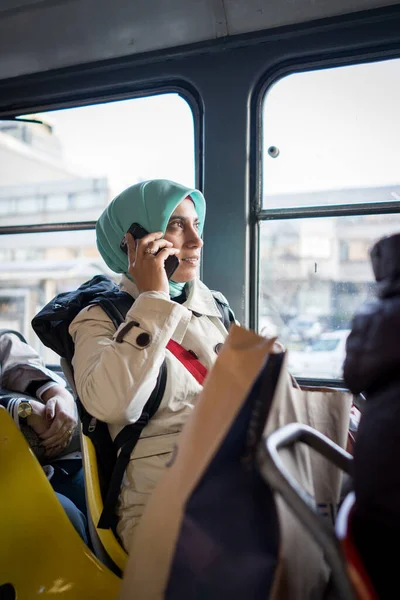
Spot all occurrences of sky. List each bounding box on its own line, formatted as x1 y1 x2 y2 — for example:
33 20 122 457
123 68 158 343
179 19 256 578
29 93 196 199
21 55 400 203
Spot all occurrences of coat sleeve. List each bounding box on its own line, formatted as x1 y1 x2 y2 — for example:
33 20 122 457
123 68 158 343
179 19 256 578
0 396 23 429
0 333 65 396
69 292 192 426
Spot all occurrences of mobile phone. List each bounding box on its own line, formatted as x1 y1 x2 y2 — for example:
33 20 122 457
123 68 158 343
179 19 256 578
120 222 179 280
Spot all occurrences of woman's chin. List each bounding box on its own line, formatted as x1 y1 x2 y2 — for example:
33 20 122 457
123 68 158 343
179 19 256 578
172 265 197 283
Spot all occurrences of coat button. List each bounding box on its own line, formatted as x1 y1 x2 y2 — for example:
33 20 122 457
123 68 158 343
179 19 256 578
214 343 224 355
136 332 151 347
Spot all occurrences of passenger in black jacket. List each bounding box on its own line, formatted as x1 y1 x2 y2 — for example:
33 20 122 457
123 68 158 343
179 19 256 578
343 232 400 599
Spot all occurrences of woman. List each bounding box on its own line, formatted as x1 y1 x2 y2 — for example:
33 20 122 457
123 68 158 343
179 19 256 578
69 179 234 550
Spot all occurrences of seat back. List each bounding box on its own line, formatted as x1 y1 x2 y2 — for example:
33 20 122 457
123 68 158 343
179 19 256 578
60 357 128 573
60 357 77 395
0 408 120 599
80 428 128 573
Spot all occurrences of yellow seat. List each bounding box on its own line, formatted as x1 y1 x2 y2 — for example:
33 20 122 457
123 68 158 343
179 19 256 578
80 429 128 572
60 357 128 572
0 408 121 599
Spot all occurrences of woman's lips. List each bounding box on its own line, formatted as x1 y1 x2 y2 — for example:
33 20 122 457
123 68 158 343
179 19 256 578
181 257 199 265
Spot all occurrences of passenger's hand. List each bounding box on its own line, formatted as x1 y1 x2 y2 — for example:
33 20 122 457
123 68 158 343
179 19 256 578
39 395 77 458
260 329 285 353
125 231 179 296
26 400 50 436
272 340 285 353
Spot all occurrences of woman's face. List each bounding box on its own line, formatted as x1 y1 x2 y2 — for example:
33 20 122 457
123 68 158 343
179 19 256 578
164 197 203 282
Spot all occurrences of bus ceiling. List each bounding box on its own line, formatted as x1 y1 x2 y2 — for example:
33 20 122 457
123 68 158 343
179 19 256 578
0 0 398 81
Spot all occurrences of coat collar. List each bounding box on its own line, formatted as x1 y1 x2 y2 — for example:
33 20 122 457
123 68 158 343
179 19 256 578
119 275 222 319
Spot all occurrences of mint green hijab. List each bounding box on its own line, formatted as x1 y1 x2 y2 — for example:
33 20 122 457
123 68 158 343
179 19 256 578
96 179 206 297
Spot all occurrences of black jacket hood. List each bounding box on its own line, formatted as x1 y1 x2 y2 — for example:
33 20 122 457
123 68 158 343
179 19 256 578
343 233 400 394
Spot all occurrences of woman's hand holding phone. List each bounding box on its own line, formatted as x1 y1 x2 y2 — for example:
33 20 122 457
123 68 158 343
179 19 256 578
125 231 179 296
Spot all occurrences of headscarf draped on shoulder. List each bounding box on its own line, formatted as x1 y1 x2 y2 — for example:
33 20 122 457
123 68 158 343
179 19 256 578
96 179 206 296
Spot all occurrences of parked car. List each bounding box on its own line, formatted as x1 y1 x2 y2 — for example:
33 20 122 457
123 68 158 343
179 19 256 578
287 316 323 343
288 329 351 379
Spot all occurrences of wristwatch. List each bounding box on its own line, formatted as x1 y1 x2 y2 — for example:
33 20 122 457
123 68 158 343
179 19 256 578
17 400 33 420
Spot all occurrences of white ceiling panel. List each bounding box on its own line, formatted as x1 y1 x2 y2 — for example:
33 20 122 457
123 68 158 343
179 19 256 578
0 0 219 79
0 0 398 80
224 0 400 35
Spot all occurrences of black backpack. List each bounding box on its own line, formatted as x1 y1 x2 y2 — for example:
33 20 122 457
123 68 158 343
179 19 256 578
32 274 234 530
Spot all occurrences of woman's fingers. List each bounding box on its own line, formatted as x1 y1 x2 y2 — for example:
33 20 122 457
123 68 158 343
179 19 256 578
41 422 72 447
153 247 180 265
144 238 173 255
126 231 173 262
40 417 63 440
126 230 179 295
41 431 68 448
45 397 56 420
135 231 164 249
43 425 72 456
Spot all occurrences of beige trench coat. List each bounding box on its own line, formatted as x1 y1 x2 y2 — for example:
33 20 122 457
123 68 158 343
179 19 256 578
69 275 230 549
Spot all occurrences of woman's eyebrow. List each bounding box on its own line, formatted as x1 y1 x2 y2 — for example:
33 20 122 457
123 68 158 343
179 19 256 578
169 215 200 222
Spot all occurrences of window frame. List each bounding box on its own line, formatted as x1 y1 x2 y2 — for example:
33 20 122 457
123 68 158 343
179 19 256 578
251 50 400 383
0 82 202 237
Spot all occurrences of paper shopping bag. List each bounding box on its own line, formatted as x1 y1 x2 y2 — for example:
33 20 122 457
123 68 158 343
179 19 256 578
119 325 281 599
119 327 333 600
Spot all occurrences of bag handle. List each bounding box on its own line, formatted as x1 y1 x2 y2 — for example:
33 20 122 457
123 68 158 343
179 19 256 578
290 373 301 390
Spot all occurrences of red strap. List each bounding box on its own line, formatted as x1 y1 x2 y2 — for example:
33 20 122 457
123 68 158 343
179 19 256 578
166 339 208 386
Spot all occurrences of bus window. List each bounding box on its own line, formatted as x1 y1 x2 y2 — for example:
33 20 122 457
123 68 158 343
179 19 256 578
0 93 195 360
259 57 400 379
0 229 111 363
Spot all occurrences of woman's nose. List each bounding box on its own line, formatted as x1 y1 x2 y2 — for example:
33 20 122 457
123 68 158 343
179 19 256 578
189 231 203 247
186 226 203 247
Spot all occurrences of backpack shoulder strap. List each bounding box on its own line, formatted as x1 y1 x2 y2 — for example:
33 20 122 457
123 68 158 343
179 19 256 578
0 329 28 344
86 289 168 530
97 359 167 530
90 290 135 329
211 292 236 330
